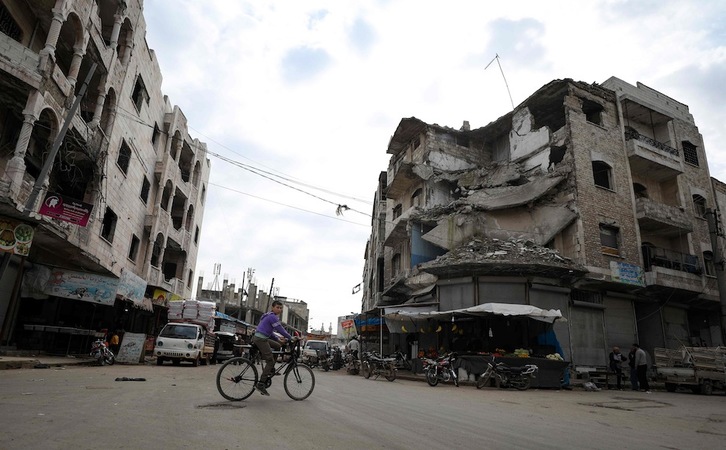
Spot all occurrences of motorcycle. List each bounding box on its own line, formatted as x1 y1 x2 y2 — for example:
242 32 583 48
345 351 360 375
90 339 115 365
476 357 538 390
302 349 332 371
361 351 397 381
423 352 458 387
387 351 412 371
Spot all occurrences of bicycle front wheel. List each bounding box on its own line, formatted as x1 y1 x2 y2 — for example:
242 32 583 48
216 357 258 401
284 363 315 401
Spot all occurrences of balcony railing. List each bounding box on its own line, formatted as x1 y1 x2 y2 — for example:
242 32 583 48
625 128 679 157
642 245 701 275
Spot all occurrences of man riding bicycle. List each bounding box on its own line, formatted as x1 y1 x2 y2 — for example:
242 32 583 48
252 300 293 395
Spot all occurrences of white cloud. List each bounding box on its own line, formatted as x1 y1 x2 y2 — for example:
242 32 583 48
144 0 726 331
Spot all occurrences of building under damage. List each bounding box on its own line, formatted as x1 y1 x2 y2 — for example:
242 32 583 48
0 0 210 354
362 77 725 370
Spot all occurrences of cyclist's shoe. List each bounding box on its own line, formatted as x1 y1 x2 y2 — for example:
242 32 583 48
256 382 270 396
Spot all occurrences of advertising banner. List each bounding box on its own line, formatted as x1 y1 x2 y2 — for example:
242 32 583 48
0 217 35 256
38 191 93 226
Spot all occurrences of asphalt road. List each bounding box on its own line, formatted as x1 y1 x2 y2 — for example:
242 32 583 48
0 363 724 450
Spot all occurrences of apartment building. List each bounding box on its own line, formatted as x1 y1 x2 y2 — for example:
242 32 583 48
362 77 723 367
0 0 210 352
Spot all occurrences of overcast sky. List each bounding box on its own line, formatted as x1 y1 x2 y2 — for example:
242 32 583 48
142 0 726 333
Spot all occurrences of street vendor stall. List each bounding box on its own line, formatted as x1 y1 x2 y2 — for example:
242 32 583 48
383 302 570 387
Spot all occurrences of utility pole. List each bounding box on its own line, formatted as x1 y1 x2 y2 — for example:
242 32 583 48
706 208 726 345
24 64 97 214
265 278 275 312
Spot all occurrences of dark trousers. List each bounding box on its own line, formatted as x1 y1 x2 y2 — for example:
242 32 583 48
637 365 649 391
252 336 281 382
610 365 623 389
629 367 639 390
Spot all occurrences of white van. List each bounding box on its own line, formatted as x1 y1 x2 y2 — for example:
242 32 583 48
154 322 214 366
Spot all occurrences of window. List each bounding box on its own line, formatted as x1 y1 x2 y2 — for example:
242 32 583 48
0 4 22 42
692 194 707 218
703 251 715 277
411 189 423 207
101 207 118 242
599 224 619 255
683 141 699 166
117 140 131 174
592 161 612 189
132 75 148 111
582 99 604 126
633 183 647 199
140 177 150 204
128 235 140 262
152 123 161 147
188 269 194 288
392 253 401 276
392 204 402 220
194 226 200 244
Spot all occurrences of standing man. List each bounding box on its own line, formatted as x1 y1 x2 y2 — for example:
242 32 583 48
252 300 293 396
608 346 626 390
347 335 360 360
632 343 650 393
628 345 639 391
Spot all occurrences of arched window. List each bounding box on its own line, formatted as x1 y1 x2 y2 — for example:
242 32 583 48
592 161 612 189
692 194 707 218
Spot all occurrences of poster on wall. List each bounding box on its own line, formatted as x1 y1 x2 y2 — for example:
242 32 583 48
117 268 147 307
116 332 146 364
0 217 35 256
43 268 117 305
37 191 93 226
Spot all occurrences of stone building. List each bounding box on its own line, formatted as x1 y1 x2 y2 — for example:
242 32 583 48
0 0 210 353
362 77 724 369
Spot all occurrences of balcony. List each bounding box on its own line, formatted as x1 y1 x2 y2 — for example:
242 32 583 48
642 245 703 294
383 207 420 247
625 129 683 181
635 197 693 237
386 157 418 199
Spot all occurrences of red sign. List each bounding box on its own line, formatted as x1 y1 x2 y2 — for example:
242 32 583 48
38 192 93 226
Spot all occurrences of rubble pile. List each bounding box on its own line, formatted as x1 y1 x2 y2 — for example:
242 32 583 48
425 236 581 269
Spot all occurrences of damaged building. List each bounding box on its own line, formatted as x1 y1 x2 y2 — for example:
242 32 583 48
0 1 210 353
362 77 724 369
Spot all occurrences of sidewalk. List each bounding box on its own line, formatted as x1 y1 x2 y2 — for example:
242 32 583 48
0 354 96 370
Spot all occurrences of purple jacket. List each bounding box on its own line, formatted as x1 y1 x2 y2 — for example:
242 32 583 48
256 312 292 340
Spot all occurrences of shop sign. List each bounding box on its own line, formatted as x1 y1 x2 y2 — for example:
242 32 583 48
37 191 93 227
117 268 147 307
116 332 146 364
0 217 35 256
43 268 117 305
152 288 183 307
610 261 645 286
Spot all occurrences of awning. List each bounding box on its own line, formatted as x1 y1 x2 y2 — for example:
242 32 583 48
383 302 564 324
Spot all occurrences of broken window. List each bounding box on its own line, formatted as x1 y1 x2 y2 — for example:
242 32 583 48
392 253 401 277
152 123 161 148
592 161 612 189
633 183 648 198
599 224 620 256
140 176 150 204
411 189 423 207
392 204 402 220
682 141 699 166
703 251 715 277
692 194 707 218
101 207 118 242
0 4 22 42
128 234 140 262
132 75 148 112
117 140 131 174
582 99 604 126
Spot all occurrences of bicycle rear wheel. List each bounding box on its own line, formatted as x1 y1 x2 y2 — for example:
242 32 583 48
216 357 258 401
284 363 315 401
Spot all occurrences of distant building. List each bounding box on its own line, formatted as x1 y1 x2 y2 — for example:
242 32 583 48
0 0 209 352
363 77 724 367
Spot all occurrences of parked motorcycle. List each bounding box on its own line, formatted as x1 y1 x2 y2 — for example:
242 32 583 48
476 357 538 390
387 351 412 371
361 351 397 381
90 339 115 365
345 351 360 375
302 349 332 371
423 352 458 387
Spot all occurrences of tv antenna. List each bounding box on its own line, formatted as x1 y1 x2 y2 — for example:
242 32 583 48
211 263 221 294
485 53 515 110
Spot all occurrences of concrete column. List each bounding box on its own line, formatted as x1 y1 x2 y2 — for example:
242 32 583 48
41 9 64 57
89 88 107 129
66 45 86 87
3 113 37 195
109 14 123 50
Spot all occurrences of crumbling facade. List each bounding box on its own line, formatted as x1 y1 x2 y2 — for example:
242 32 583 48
363 77 723 367
0 0 210 351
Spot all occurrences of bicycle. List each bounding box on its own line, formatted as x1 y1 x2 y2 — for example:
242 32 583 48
216 337 315 401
